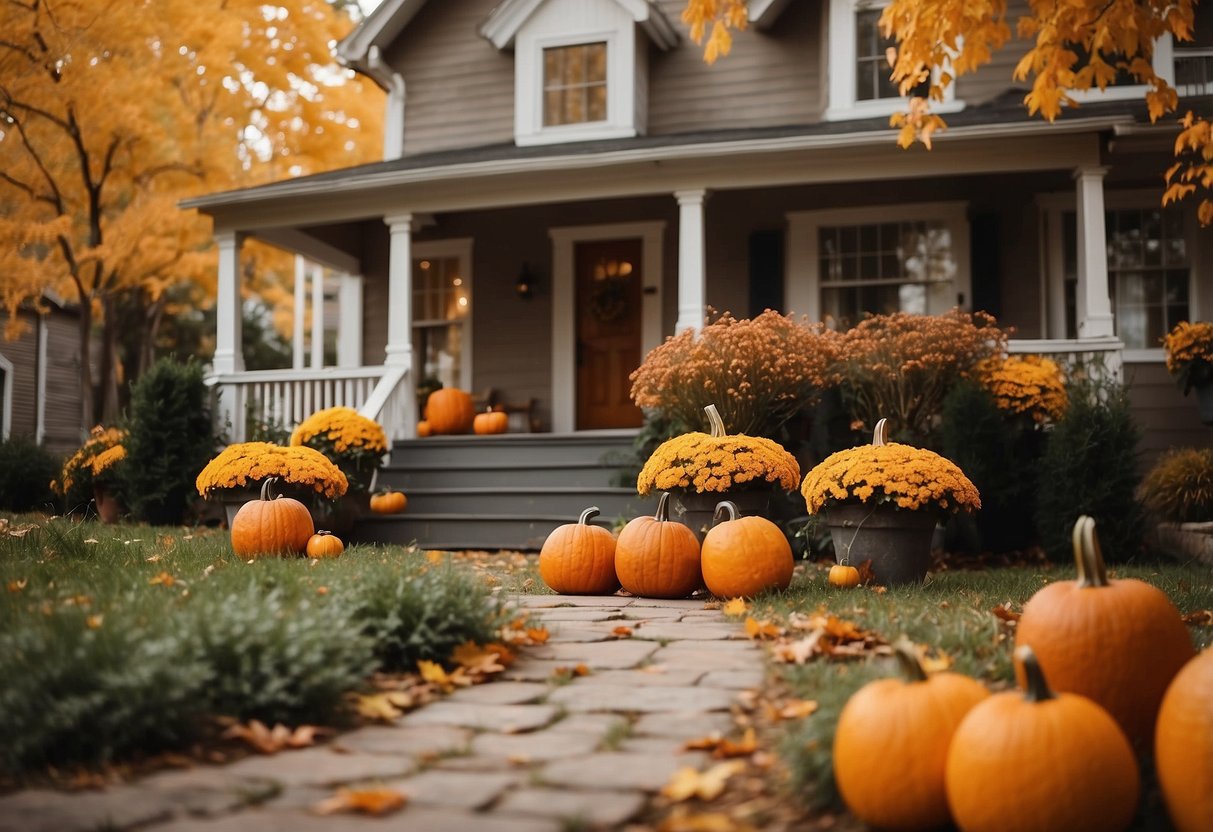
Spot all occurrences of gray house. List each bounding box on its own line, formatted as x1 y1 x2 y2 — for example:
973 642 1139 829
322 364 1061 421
183 0 1212 534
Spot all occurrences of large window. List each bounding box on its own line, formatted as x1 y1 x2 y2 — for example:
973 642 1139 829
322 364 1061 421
786 203 971 326
543 42 607 127
412 241 471 394
855 7 899 102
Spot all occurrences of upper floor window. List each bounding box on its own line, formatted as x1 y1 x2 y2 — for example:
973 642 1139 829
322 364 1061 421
543 42 607 127
855 7 898 101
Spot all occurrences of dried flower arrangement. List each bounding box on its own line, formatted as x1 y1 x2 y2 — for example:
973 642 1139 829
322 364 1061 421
976 354 1068 425
837 309 1007 444
289 406 387 491
630 309 840 438
801 420 981 516
1163 320 1213 394
195 442 348 500
637 404 800 495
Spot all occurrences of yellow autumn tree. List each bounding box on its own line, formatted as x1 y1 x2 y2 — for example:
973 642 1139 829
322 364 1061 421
682 0 1213 223
0 0 383 425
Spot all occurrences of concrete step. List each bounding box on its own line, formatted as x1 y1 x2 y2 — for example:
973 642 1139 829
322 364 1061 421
379 461 639 490
394 486 655 520
390 430 641 468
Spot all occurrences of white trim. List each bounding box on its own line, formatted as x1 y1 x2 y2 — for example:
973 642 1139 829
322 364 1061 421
785 201 972 323
384 215 414 368
750 0 792 29
481 0 678 50
549 220 665 433
825 0 962 122
213 231 244 376
675 189 708 334
411 238 474 395
35 315 47 444
0 349 12 441
311 263 325 369
337 274 364 368
293 255 307 370
337 0 424 65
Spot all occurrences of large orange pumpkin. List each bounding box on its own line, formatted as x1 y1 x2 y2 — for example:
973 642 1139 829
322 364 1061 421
614 492 702 599
424 388 475 434
834 643 989 831
538 506 619 595
473 408 509 435
1156 647 1213 832
230 477 314 558
1015 515 1194 750
945 645 1140 832
700 501 793 598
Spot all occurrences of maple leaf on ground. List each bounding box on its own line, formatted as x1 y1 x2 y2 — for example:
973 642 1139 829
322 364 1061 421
221 720 324 754
551 664 591 682
775 699 819 720
684 729 758 759
743 617 782 640
354 691 415 722
612 625 634 638
991 603 1022 623
452 641 507 677
661 761 748 802
721 598 749 617
417 660 473 692
311 787 406 816
658 807 757 832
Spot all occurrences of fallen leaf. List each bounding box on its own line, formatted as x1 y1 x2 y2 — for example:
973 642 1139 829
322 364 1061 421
721 598 749 617
452 641 507 677
552 664 591 682
222 720 323 754
744 617 781 640
6 579 27 592
991 603 1022 623
83 537 99 544
148 571 176 587
1182 609 1213 626
417 660 473 692
684 729 758 759
311 787 406 816
776 699 819 720
658 809 756 831
611 625 634 638
855 559 877 585
86 614 104 630
145 554 162 563
354 691 414 722
661 761 747 802
683 733 724 751
771 632 823 664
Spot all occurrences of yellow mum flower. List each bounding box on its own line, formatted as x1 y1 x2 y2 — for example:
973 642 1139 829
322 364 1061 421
196 442 349 500
976 355 1067 424
801 441 980 516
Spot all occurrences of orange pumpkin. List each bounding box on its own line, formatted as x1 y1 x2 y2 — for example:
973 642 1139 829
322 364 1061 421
1156 647 1213 832
424 388 475 434
1015 515 1194 750
829 564 861 588
945 645 1140 832
416 420 432 437
306 530 344 558
473 408 509 435
230 477 314 558
834 642 989 831
538 506 619 595
700 501 793 599
614 492 702 599
369 491 407 514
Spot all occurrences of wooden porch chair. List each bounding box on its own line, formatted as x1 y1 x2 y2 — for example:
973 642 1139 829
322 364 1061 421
474 387 539 433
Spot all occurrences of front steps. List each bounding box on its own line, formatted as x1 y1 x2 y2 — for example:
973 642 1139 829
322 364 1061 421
352 430 656 550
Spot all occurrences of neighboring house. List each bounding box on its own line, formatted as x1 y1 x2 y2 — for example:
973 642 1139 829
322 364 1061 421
0 301 91 456
184 0 1213 466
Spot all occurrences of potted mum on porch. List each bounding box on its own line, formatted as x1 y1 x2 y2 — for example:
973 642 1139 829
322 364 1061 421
801 419 981 585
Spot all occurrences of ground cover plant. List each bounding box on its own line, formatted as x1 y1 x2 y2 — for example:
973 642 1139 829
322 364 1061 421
0 515 510 778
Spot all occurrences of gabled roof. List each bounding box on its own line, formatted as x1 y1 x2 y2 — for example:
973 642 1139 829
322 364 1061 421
337 0 428 69
479 0 679 50
748 0 792 30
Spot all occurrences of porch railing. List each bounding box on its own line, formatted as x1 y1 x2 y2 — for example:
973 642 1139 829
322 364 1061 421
1007 336 1123 383
207 365 411 443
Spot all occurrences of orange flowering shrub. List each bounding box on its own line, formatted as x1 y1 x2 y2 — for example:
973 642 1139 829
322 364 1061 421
802 441 981 516
196 442 348 500
976 355 1068 424
1163 320 1213 393
630 310 840 438
290 406 387 491
637 433 800 495
54 426 127 499
837 309 1007 444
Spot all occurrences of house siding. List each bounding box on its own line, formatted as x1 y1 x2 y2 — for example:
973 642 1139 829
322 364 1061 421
1127 361 1213 471
953 0 1033 106
1 308 89 455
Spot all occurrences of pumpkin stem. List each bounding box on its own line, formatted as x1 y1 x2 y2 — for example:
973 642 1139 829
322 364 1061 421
655 492 671 522
1015 645 1056 703
872 418 888 447
712 500 739 524
1072 515 1110 589
260 477 280 501
892 638 929 683
704 404 726 438
578 506 601 525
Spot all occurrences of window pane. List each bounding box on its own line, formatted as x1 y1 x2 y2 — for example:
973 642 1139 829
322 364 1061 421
1102 206 1189 349
542 42 607 127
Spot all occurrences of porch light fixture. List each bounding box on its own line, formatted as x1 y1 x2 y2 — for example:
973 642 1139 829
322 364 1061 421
516 262 537 299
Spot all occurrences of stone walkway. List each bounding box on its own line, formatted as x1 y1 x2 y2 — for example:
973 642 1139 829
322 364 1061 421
0 594 764 831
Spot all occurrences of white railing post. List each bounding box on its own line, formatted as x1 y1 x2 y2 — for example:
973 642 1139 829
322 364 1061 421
384 213 417 438
1074 166 1116 339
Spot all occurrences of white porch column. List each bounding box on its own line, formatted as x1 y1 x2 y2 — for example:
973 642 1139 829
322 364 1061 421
384 214 414 368
674 189 708 334
293 255 306 370
310 263 325 369
1073 166 1116 338
213 231 245 375
337 274 364 368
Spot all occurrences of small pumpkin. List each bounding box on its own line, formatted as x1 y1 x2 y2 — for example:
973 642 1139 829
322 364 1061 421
700 500 793 599
416 420 432 438
834 641 989 831
945 645 1140 832
538 506 619 595
829 564 861 588
306 530 344 558
1156 647 1213 832
230 477 314 558
1015 514 1194 749
473 408 509 435
369 490 407 514
424 388 475 434
614 492 702 599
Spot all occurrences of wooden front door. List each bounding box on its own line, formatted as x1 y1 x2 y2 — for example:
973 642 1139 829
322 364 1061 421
575 238 644 430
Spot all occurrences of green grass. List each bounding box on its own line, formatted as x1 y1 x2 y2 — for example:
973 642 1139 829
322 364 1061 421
0 515 509 777
756 558 1213 815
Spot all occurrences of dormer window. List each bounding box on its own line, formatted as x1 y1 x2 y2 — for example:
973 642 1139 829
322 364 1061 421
543 42 608 126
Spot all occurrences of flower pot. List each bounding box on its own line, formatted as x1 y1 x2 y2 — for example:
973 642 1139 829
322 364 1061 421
216 482 319 529
671 489 771 543
825 502 939 585
93 484 125 525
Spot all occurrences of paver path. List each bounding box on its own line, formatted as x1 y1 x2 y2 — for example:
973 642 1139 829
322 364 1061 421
0 594 763 831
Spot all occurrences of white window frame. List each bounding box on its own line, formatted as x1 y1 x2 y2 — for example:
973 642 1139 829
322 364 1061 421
826 0 964 122
411 238 473 393
785 202 972 323
1067 35 1174 104
0 350 12 441
1038 190 1198 362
